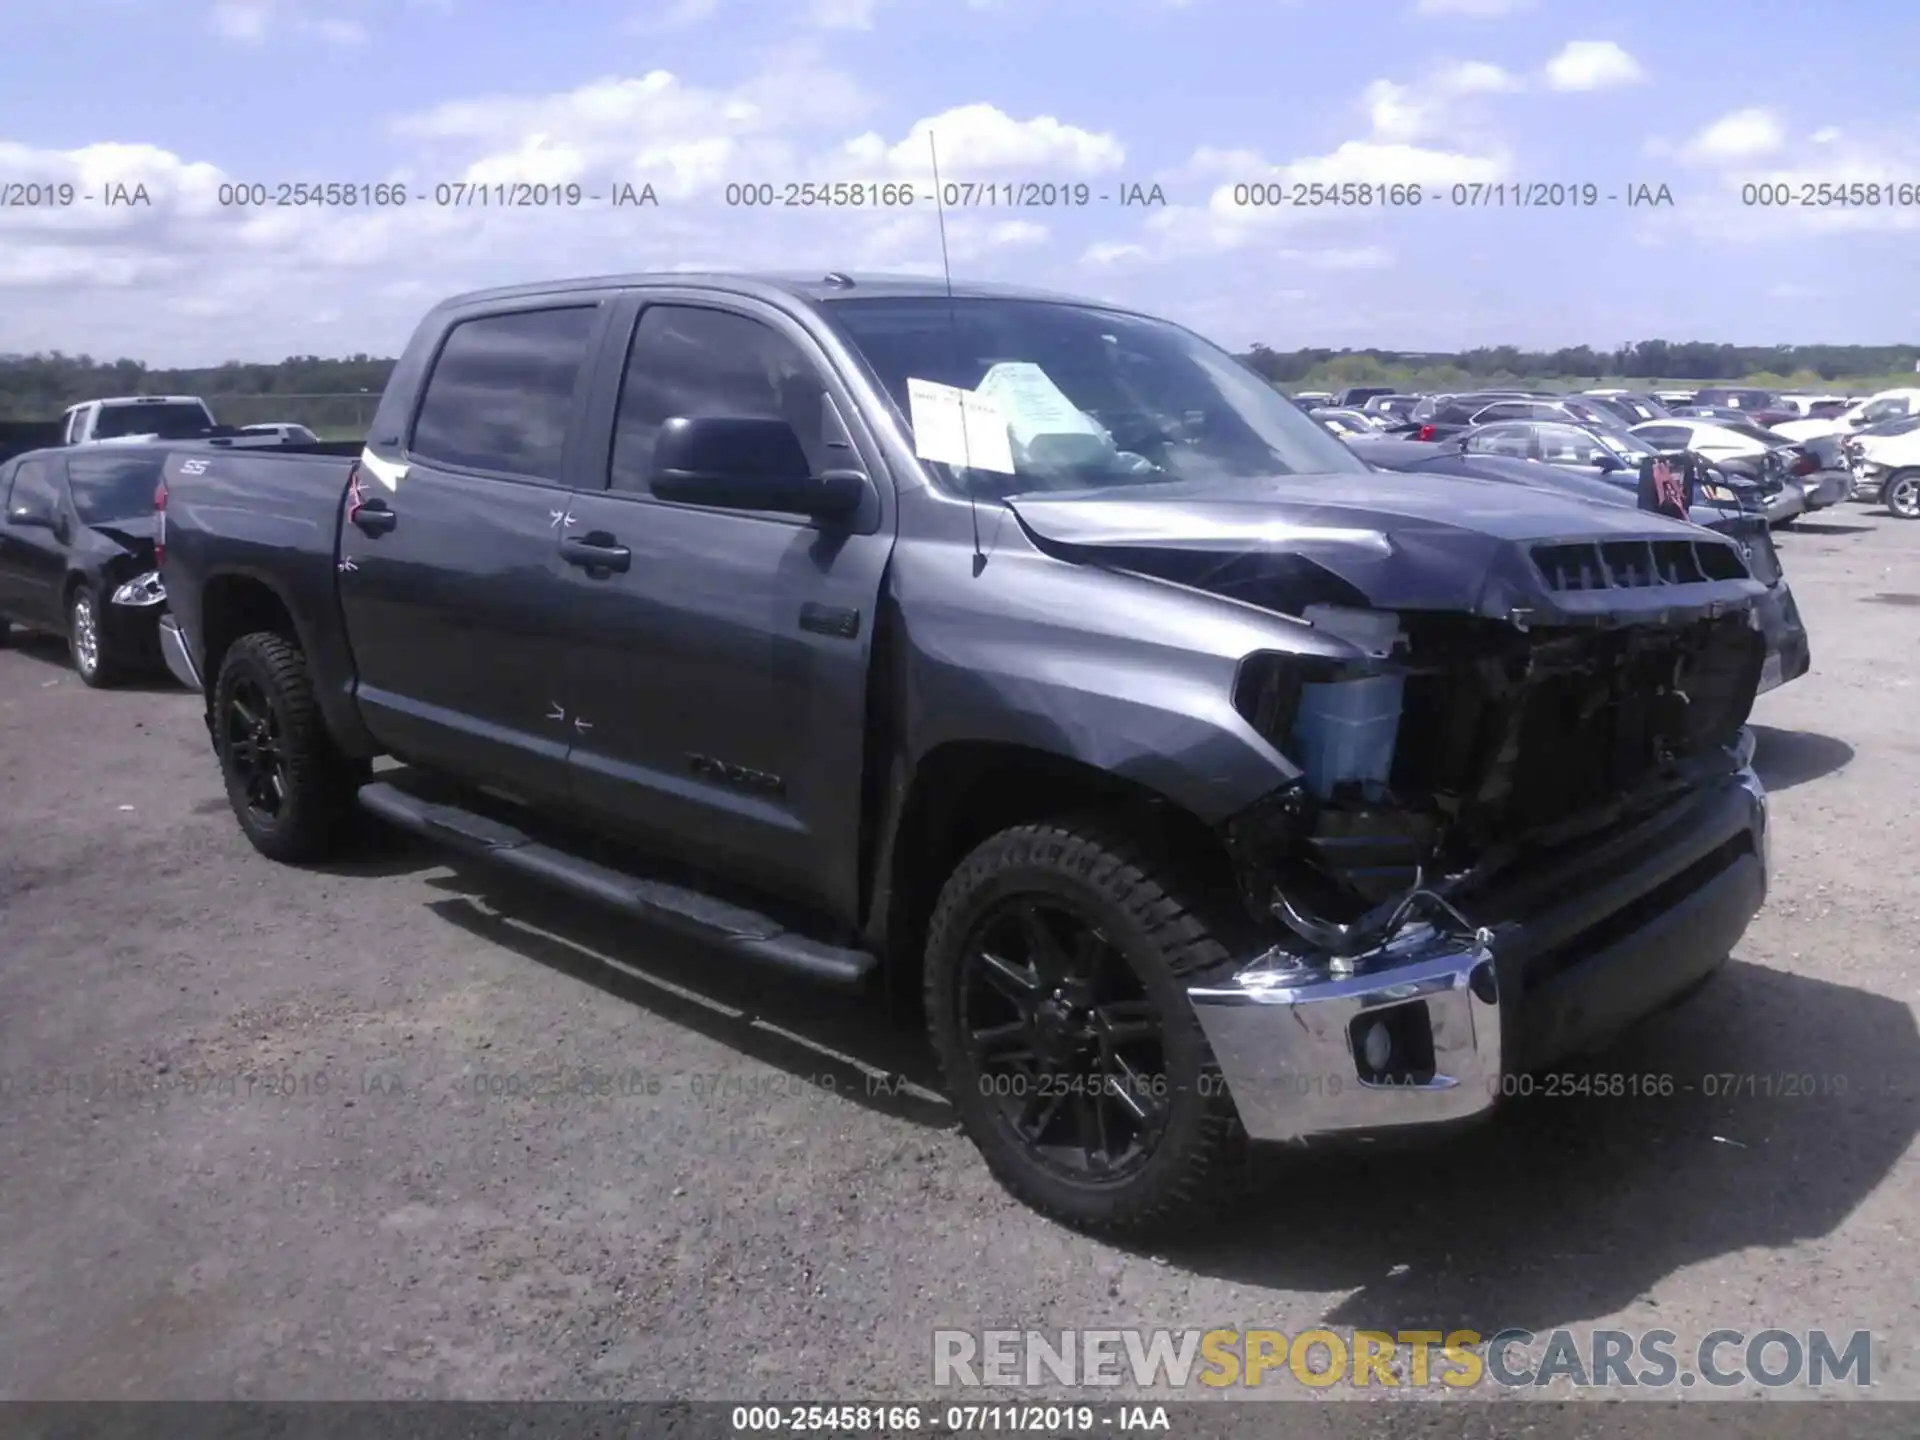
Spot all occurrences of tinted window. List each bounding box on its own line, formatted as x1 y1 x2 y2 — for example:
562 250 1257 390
1717 420 1781 445
1859 396 1911 422
1532 424 1615 465
411 306 598 481
66 451 167 524
826 295 1368 495
92 402 214 440
6 459 59 518
609 305 834 495
1463 424 1532 458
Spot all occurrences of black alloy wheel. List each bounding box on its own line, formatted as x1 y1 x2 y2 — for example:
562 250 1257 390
959 895 1171 1180
223 672 289 824
924 822 1252 1237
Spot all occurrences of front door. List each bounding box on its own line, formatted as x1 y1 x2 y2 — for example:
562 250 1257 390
337 301 612 805
553 295 898 919
0 458 69 628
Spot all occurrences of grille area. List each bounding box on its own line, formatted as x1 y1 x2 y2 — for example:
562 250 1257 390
1531 538 1748 593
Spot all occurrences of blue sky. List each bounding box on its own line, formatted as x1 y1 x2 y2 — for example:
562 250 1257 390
3 0 1917 364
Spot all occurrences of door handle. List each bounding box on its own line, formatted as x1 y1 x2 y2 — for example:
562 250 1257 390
351 500 397 535
560 533 631 575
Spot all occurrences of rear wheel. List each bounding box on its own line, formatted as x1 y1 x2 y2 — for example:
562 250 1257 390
923 821 1252 1237
1886 470 1920 520
213 632 363 862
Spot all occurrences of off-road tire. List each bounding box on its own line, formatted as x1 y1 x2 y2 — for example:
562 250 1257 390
923 821 1254 1238
213 631 363 863
1885 469 1920 520
68 585 125 688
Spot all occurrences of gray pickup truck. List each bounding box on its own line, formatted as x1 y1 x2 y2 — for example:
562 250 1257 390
156 272 1773 1236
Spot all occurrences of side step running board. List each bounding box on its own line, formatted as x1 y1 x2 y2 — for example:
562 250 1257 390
358 780 878 988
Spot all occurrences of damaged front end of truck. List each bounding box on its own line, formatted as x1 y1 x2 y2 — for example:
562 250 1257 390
1008 485 1775 1144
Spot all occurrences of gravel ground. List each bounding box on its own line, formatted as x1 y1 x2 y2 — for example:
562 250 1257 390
1 505 1915 1408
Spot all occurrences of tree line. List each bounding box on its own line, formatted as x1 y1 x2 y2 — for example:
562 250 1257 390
3 340 1917 423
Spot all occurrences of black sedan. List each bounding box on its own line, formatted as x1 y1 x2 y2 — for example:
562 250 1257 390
1343 432 1810 696
0 446 171 686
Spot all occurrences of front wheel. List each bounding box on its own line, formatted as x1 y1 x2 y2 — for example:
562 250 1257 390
923 821 1251 1237
68 586 123 688
213 632 363 863
1886 470 1920 520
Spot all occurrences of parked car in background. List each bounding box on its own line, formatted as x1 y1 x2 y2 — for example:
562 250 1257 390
1849 414 1920 518
1673 406 1759 425
1289 391 1336 408
0 446 170 685
1777 394 1850 416
1346 431 1808 694
1399 391 1540 439
1333 386 1400 409
1691 387 1778 413
1360 394 1422 424
1308 407 1383 438
1628 418 1814 524
1580 391 1674 425
1467 395 1632 431
238 423 322 444
59 396 219 445
153 269 1778 1236
1773 387 1920 442
1653 390 1698 408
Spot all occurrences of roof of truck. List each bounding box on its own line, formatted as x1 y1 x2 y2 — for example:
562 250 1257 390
438 271 1113 312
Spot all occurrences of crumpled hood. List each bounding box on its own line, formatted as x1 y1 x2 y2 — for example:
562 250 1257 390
1006 472 1767 624
86 515 158 557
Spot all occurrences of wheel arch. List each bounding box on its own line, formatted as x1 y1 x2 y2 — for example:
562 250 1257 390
866 739 1244 1018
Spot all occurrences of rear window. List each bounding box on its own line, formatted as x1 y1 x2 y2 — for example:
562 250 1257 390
91 402 213 440
410 306 599 481
66 451 167 524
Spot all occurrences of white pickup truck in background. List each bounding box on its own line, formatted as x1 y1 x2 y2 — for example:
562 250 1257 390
61 395 218 445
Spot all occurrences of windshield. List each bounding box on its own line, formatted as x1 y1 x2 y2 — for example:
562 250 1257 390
92 402 213 440
66 452 166 524
825 296 1370 495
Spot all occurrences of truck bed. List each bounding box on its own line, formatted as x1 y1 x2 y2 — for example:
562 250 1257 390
158 443 362 733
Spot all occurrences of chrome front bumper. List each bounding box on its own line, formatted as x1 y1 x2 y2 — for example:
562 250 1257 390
158 614 202 691
1190 757 1769 1144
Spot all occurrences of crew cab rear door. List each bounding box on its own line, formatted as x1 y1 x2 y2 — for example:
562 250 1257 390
337 299 615 806
551 290 898 921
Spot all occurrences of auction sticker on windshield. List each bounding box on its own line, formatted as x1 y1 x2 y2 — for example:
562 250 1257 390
907 378 1016 474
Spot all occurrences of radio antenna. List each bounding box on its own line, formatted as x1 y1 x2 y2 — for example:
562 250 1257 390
928 130 986 575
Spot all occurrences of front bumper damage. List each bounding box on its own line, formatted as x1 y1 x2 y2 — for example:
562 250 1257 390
1189 749 1768 1143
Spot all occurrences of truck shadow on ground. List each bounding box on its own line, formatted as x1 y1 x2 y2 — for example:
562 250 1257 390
1750 725 1854 792
1160 957 1920 1335
416 862 956 1129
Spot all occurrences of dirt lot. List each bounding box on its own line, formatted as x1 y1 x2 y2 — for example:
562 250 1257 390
1 506 1915 1406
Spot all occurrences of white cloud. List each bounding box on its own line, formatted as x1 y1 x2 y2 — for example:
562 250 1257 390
1810 126 1841 144
1680 108 1785 164
1637 114 1920 243
835 103 1125 179
1081 240 1147 265
1542 40 1646 91
1413 0 1533 14
207 0 376 44
1436 60 1522 94
807 0 877 27
624 0 719 31
0 60 1124 360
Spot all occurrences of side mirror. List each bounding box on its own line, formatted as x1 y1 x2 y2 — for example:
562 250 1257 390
8 504 53 529
1594 452 1623 473
648 416 868 520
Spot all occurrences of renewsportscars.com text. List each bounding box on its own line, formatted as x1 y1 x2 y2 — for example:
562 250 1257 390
932 1327 1873 1390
